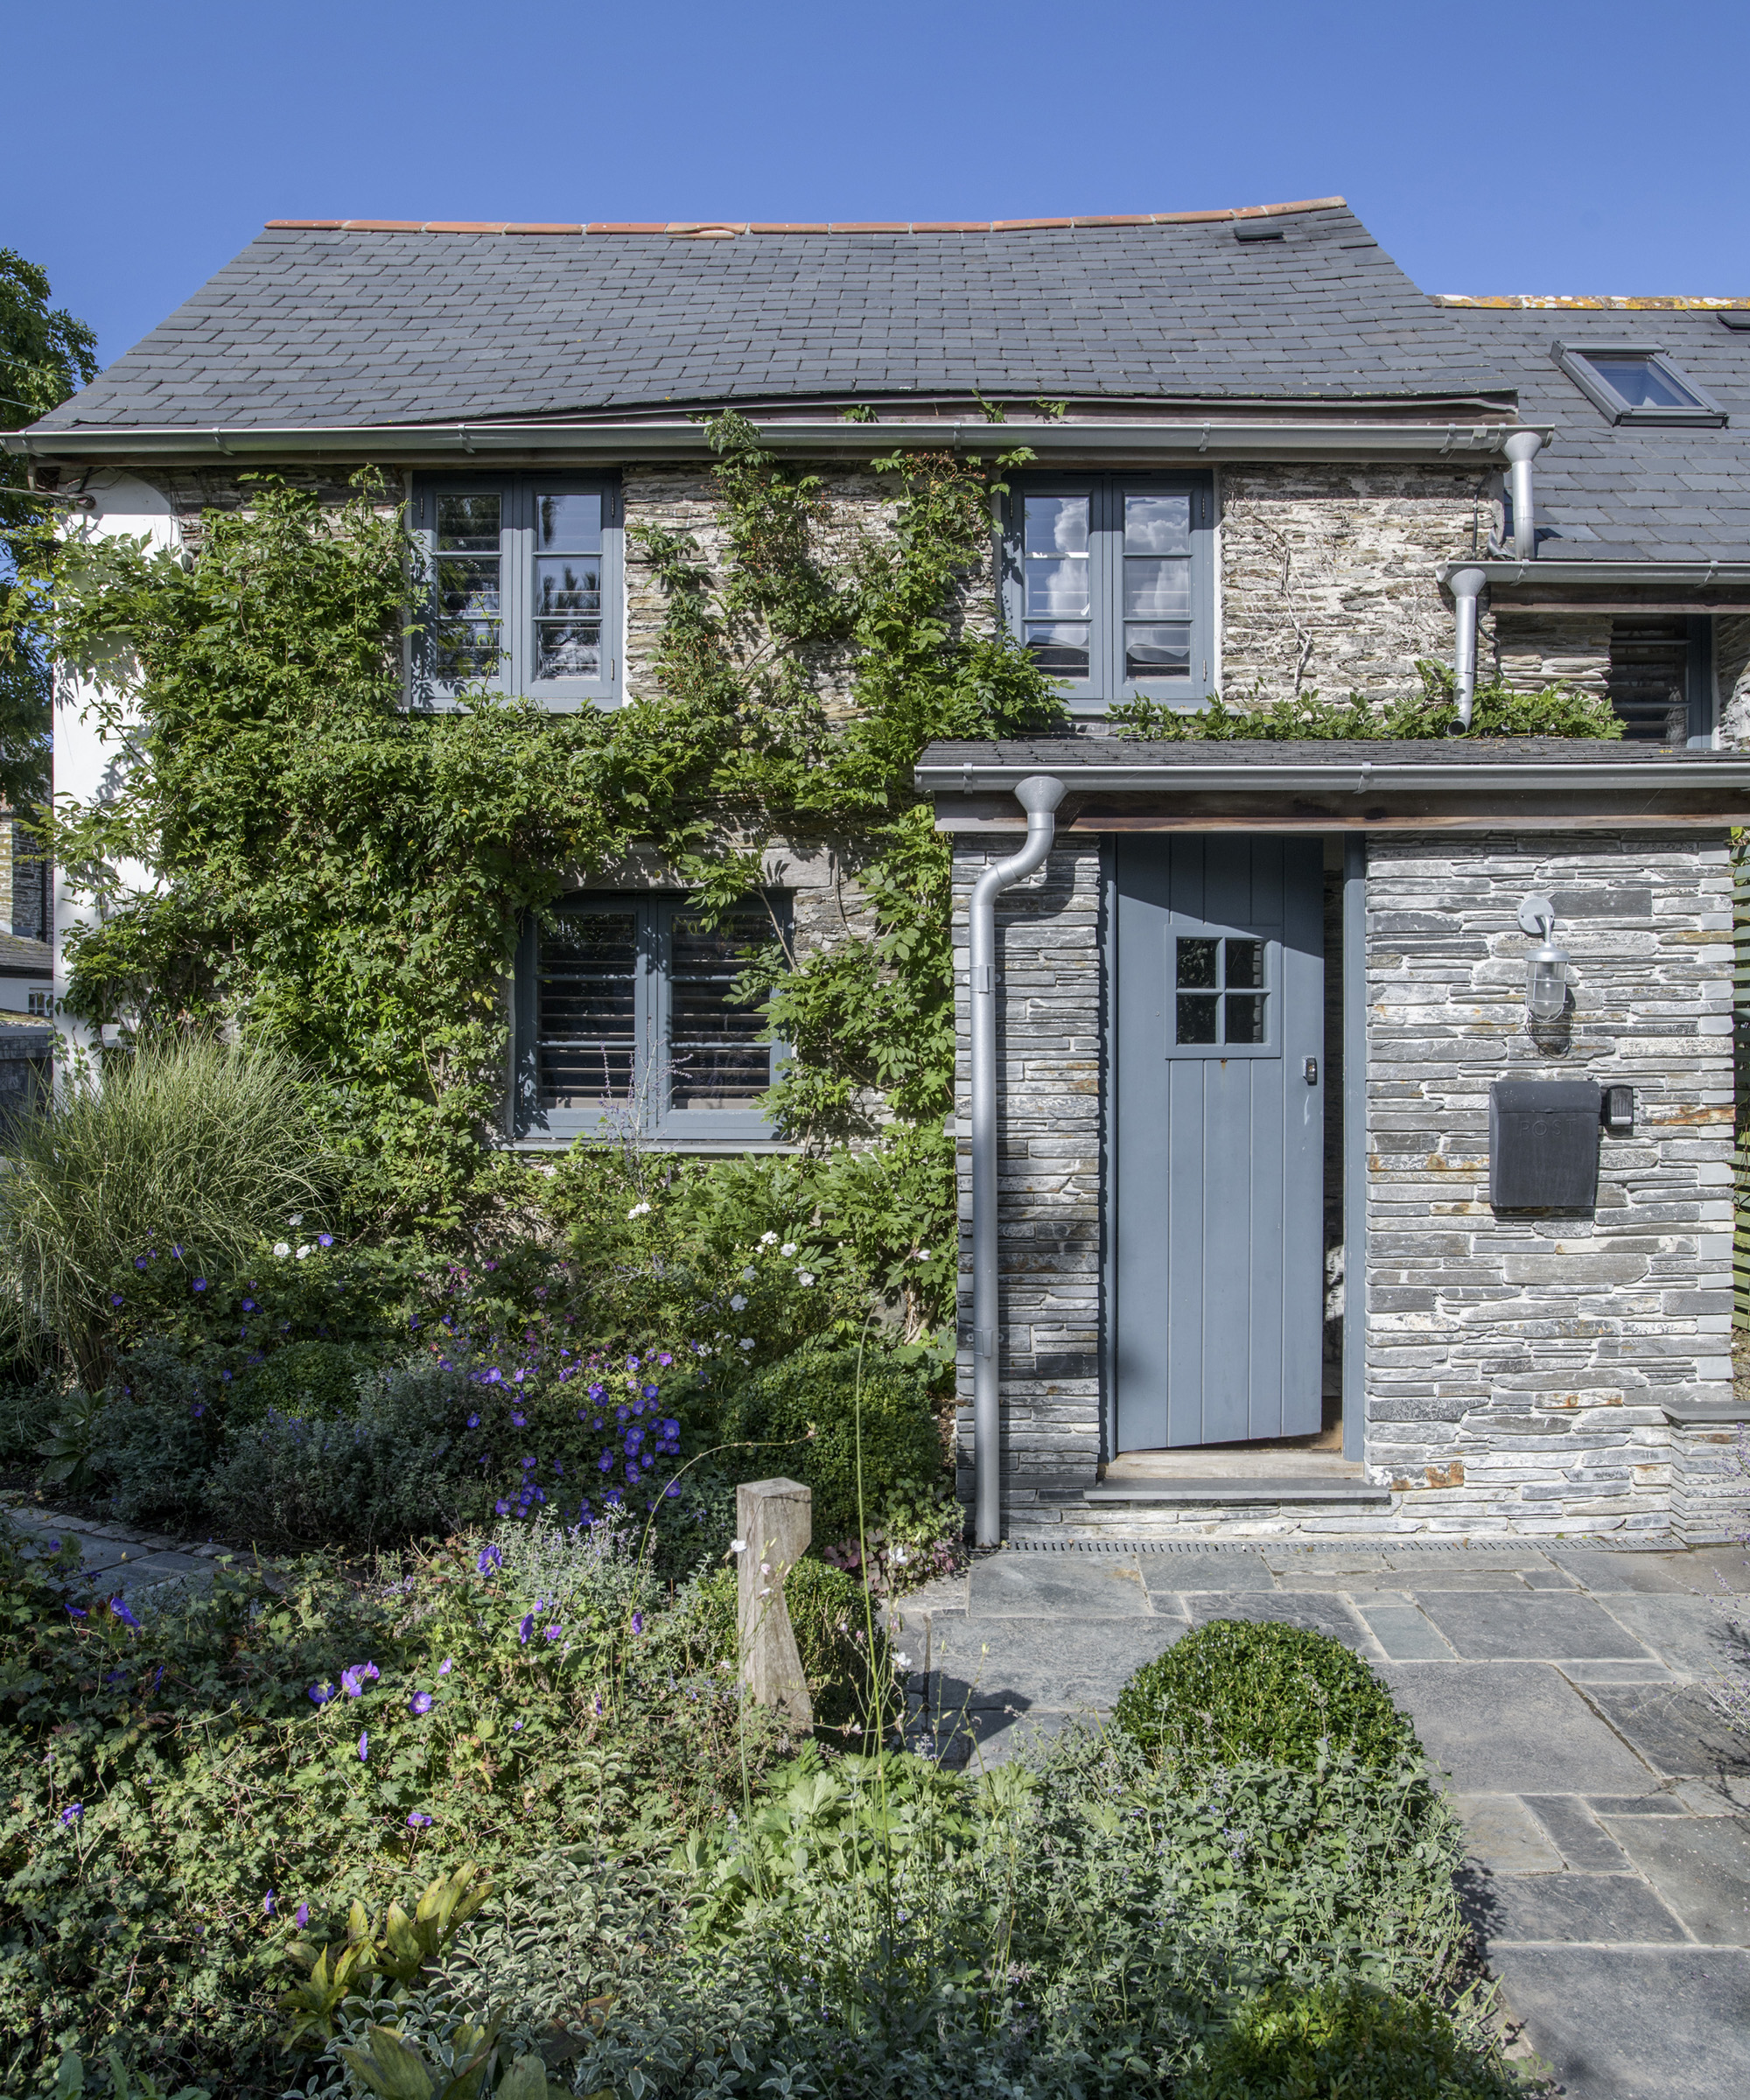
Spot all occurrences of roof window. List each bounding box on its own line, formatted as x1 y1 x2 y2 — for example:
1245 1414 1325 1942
1553 340 1726 426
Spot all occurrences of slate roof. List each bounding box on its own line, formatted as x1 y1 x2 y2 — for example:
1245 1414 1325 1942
915 735 1738 772
32 202 1499 433
1441 304 1750 563
0 934 52 976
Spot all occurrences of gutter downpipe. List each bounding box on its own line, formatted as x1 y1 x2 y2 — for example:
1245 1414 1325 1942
970 774 1067 1548
1449 566 1488 730
1504 429 1544 560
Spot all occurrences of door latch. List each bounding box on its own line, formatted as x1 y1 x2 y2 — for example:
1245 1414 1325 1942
1304 1057 1319 1085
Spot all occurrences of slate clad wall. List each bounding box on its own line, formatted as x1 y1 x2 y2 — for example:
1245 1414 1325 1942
1364 830 1735 1533
950 840 1104 1508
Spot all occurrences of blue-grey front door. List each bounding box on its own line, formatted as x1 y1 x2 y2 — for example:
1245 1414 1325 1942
1113 836 1324 1450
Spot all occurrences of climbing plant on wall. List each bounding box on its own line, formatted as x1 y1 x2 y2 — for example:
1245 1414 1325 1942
38 417 1060 1288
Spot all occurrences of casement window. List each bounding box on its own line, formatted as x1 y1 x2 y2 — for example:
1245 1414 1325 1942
1552 341 1727 428
511 895 787 1143
1001 473 1216 713
410 474 623 708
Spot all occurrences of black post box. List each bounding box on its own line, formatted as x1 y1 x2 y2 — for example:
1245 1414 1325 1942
1489 1079 1601 1211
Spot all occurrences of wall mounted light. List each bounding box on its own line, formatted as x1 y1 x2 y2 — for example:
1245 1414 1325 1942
1518 892 1571 1020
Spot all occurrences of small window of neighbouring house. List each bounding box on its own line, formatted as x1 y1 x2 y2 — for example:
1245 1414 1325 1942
1553 342 1727 427
511 895 787 1142
412 474 622 708
1003 473 1215 712
25 989 50 1018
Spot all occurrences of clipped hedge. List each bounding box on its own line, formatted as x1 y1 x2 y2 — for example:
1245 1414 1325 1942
1115 1618 1419 1770
721 1343 946 1550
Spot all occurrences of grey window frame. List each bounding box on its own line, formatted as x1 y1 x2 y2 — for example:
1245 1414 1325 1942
510 893 788 1145
1552 340 1728 428
999 472 1216 715
411 472 624 709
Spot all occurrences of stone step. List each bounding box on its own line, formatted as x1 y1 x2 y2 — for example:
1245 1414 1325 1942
1084 1476 1391 1506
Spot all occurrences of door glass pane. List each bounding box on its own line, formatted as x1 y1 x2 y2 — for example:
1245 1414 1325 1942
668 908 772 1110
1026 623 1089 676
437 493 500 550
538 908 638 1109
1224 938 1263 989
1124 558 1191 620
1025 557 1091 619
535 620 602 680
1025 494 1088 554
1176 994 1219 1045
1176 937 1219 989
535 490 603 550
1125 623 1192 681
1124 492 1190 554
1225 993 1265 1044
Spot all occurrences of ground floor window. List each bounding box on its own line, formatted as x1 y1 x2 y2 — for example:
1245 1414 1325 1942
511 894 785 1142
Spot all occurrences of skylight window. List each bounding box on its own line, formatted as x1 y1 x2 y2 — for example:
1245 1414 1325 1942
1553 340 1726 427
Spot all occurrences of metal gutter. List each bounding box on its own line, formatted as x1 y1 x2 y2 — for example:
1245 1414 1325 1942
915 753 1750 797
6 417 1552 466
1436 557 1750 588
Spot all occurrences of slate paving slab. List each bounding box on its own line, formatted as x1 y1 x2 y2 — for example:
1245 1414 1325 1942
1350 1599 1454 1661
1521 1795 1633 1872
1493 1948 1750 2100
1381 1662 1656 1793
1583 1684 1750 1782
1138 1550 1274 1592
1600 1814 1750 1944
1550 1548 1715 1594
928 1614 1185 1712
1180 1589 1374 1649
1450 1794 1563 1873
1590 1592 1749 1676
1470 1870 1689 1948
1410 1590 1655 1661
968 1554 1151 1617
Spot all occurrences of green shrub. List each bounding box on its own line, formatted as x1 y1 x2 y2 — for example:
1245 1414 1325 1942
0 1037 334 1386
236 1338 378 1420
91 1342 220 1530
1181 1977 1525 2099
1115 1619 1419 1770
720 1343 947 1550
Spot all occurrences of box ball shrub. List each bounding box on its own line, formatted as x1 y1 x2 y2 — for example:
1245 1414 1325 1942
1180 1977 1524 2100
1114 1617 1419 1770
721 1344 946 1552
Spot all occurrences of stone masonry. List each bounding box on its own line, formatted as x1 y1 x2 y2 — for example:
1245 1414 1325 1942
950 837 1103 1507
1364 830 1735 1534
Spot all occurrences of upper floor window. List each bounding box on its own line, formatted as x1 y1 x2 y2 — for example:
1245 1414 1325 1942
511 894 786 1144
1001 473 1215 712
411 474 623 709
1553 341 1727 428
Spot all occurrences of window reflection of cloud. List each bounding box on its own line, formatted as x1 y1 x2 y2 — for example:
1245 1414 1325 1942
1026 557 1090 618
1025 495 1088 556
1124 559 1190 619
1124 495 1190 555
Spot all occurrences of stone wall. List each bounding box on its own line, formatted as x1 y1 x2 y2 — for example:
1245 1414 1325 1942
950 838 1104 1508
1493 611 1612 696
1218 464 1492 704
1364 830 1735 1534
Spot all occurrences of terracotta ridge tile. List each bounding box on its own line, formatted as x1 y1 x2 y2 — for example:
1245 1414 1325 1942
264 219 343 230
586 222 668 234
748 221 832 233
912 221 989 233
422 221 508 233
828 221 911 233
503 223 585 234
339 220 424 231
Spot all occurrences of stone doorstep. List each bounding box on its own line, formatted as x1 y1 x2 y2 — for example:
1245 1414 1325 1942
1084 1478 1393 1506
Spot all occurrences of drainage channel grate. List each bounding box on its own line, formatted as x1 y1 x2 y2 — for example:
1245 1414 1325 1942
998 1534 1680 1554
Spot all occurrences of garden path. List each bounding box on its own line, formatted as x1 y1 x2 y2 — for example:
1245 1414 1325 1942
892 1537 1750 2100
3 1495 230 1587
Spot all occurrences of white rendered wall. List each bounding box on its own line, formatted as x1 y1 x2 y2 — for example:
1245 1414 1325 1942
52 473 180 1055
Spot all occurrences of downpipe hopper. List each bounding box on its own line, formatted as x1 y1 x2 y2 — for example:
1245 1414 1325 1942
969 773 1066 1548
1448 566 1488 731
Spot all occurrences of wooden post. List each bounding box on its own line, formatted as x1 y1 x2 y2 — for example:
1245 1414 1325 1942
736 1477 813 1730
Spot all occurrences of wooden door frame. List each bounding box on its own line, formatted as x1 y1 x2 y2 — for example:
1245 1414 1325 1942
1097 830 1368 1466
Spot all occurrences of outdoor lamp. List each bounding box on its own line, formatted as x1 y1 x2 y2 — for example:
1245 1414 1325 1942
1518 892 1570 1021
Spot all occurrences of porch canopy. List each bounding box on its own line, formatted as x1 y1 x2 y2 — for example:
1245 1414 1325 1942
916 734 1750 830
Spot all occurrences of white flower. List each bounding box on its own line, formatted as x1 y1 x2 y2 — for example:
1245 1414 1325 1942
797 1271 816 1287
760 1231 779 1247
894 1652 912 1670
741 1266 757 1282
295 1244 311 1260
730 1539 747 1555
539 1164 556 1177
288 1214 303 1228
760 1561 773 1576
273 1242 290 1259
627 1201 651 1219
730 1294 747 1312
738 1337 755 1351
780 1242 797 1257
892 1546 910 1564
916 1249 931 1261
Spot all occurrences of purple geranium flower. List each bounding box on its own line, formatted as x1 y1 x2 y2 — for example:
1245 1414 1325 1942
476 1544 502 1575
631 1611 644 1635
511 1411 526 1427
66 1602 88 1620
109 1596 141 1630
410 1691 433 1717
318 1233 334 1248
466 1412 480 1429
263 1890 276 1916
192 1278 207 1293
60 1802 82 1825
308 1681 335 1705
358 1732 368 1761
241 1298 257 1312
133 1255 148 1270
438 1657 453 1676
407 1811 432 1829
108 1293 123 1307
295 1900 309 1928
545 1624 561 1642
518 1613 534 1644
495 1499 510 1516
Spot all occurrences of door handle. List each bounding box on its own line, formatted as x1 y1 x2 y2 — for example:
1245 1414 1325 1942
1304 1057 1318 1085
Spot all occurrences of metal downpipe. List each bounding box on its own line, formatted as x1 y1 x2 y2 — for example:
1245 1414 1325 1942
969 774 1066 1548
1503 429 1544 561
1449 566 1487 730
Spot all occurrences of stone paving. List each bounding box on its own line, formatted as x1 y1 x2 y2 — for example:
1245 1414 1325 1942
892 1537 1750 2100
2 1495 231 1590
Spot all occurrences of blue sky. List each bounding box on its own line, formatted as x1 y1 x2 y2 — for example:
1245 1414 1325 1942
10 0 1750 374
